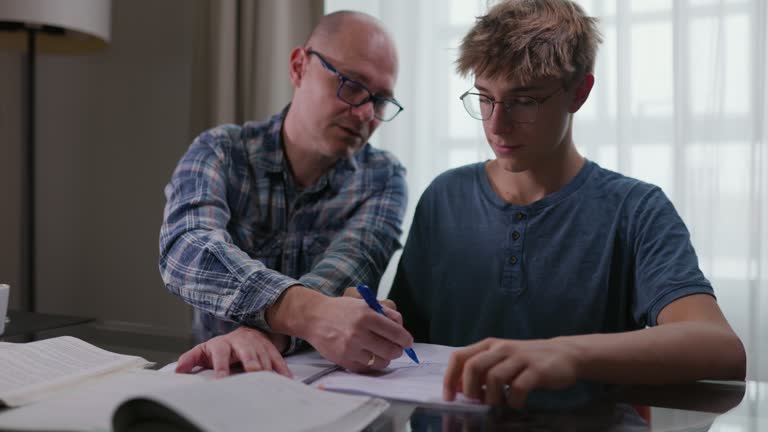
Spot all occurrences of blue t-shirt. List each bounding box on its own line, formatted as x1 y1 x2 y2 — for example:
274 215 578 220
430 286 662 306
389 159 714 346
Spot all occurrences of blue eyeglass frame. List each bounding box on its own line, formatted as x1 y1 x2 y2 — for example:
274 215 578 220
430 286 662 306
306 49 404 122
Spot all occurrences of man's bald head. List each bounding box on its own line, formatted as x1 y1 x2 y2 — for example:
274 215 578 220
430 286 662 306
307 11 387 46
304 11 398 73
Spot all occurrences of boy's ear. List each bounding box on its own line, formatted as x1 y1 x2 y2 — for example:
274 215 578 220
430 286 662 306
569 73 595 113
288 47 308 88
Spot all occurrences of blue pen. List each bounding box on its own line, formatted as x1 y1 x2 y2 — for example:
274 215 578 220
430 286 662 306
356 284 420 364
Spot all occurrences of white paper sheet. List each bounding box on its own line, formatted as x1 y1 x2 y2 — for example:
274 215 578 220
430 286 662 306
310 343 485 410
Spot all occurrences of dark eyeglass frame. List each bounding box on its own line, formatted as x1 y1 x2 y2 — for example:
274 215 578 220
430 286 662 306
306 49 404 122
459 86 563 123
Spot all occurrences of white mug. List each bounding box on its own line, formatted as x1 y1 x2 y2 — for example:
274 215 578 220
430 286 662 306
0 284 9 336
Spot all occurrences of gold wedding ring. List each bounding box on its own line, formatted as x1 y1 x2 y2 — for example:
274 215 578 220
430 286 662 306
367 352 376 366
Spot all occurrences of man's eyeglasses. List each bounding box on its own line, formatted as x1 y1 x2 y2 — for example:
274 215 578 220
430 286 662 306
306 49 404 122
459 87 563 123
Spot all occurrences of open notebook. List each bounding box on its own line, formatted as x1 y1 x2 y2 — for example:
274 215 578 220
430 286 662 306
0 336 153 408
0 337 388 432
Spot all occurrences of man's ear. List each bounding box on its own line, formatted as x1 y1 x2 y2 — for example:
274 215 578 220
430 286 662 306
288 47 307 88
569 73 595 113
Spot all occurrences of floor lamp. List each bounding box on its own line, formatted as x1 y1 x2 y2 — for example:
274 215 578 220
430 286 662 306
0 0 111 312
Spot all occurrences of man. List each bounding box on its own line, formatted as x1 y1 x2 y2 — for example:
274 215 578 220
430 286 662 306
389 0 746 408
159 11 413 376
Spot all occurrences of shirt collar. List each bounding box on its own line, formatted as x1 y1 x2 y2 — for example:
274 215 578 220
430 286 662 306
249 106 290 174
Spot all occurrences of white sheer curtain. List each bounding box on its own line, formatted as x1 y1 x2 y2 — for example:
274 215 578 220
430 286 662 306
326 0 768 381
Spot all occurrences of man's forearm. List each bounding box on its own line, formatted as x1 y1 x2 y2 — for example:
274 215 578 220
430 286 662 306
563 321 746 384
265 285 326 339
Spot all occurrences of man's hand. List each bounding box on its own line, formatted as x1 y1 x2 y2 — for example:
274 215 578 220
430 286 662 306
175 326 292 378
305 295 412 373
266 285 413 373
443 337 582 408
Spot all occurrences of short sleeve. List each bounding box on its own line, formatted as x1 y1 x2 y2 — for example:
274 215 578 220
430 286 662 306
630 187 715 326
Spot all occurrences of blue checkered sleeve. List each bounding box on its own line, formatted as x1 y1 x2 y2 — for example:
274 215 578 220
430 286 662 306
160 120 409 342
159 132 298 330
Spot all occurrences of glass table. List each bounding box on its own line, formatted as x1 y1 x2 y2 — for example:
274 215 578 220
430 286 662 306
1 310 94 339
8 317 766 431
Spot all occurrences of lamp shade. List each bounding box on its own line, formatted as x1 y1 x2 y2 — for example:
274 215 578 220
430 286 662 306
0 0 111 54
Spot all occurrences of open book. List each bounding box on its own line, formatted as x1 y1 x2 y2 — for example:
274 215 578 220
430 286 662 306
0 337 388 432
0 336 154 408
111 372 387 432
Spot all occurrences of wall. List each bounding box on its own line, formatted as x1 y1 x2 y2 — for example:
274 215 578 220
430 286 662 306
0 51 23 310
0 0 209 330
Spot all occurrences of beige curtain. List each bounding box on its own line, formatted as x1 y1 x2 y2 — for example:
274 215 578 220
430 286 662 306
189 0 323 135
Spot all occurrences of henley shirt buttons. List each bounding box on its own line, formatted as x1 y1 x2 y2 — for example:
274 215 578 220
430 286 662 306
516 212 526 221
512 231 520 240
509 255 518 265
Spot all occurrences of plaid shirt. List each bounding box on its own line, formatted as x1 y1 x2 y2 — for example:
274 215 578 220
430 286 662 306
159 108 407 342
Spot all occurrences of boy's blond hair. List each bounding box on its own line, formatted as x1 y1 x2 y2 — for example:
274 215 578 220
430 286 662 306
456 0 602 86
